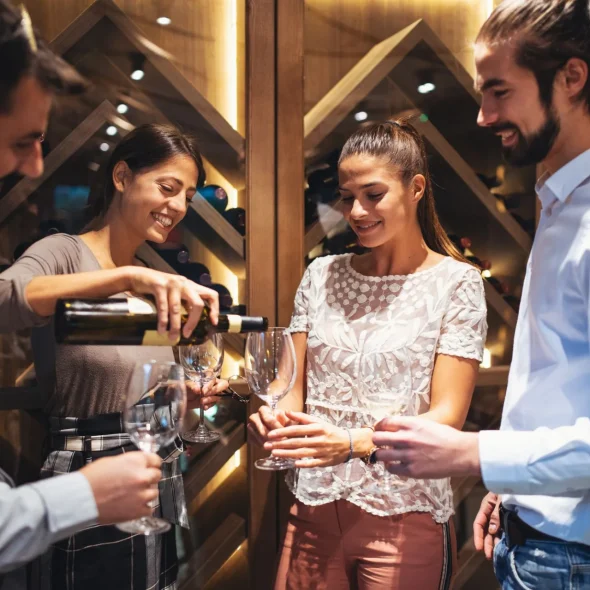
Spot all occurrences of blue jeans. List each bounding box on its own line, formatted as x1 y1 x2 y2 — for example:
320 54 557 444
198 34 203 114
493 533 590 589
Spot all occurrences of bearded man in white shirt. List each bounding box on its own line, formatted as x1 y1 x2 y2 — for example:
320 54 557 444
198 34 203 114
374 0 590 587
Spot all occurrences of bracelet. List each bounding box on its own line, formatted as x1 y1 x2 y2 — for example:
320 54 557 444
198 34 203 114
344 428 353 463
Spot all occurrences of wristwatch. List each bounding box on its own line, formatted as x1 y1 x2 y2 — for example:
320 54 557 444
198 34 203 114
360 446 379 465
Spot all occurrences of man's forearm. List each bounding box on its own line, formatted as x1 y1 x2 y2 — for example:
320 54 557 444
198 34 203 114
0 472 97 573
479 418 590 495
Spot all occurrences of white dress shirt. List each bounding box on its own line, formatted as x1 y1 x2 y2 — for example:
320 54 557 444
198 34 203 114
0 468 97 589
478 148 590 546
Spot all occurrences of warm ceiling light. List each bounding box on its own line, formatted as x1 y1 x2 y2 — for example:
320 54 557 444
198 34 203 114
417 82 436 94
106 125 118 136
116 103 128 114
99 142 110 152
354 111 368 122
156 16 171 26
130 53 146 81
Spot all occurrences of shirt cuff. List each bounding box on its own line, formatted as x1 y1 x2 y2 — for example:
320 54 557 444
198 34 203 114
30 472 98 536
478 430 534 495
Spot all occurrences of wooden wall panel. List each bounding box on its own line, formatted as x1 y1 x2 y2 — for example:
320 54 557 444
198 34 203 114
304 0 489 112
245 0 277 587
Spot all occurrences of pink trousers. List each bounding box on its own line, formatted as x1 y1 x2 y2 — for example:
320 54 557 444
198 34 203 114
275 499 456 590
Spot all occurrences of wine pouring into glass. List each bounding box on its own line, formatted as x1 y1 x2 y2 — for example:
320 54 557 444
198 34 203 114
117 360 186 535
245 328 297 471
179 335 224 444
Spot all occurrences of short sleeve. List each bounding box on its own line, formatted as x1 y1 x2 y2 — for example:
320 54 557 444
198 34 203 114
0 234 83 332
436 266 488 361
288 263 313 334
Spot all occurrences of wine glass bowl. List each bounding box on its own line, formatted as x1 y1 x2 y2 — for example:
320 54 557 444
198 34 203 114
117 361 186 535
179 334 224 443
245 328 297 471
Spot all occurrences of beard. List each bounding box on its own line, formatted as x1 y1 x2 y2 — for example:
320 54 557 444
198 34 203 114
493 107 560 167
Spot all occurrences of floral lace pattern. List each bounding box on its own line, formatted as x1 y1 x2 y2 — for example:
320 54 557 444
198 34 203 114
287 254 488 523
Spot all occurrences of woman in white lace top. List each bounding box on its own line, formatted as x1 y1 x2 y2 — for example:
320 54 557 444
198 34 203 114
249 119 488 589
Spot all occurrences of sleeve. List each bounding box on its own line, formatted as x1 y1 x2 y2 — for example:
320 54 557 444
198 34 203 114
479 418 590 495
288 262 313 334
436 266 488 362
0 471 98 573
0 234 82 333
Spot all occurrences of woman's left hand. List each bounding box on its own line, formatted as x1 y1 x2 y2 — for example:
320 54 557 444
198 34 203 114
186 378 229 410
265 411 350 468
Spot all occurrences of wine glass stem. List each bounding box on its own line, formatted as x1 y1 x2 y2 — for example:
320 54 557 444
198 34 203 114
198 377 208 431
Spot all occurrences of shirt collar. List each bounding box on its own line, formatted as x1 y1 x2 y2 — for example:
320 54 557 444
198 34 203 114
536 148 590 210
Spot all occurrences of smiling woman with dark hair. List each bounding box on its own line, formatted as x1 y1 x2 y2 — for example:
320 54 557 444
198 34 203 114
0 123 227 590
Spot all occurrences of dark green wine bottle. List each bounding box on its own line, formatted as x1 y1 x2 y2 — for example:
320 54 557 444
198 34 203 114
55 297 268 345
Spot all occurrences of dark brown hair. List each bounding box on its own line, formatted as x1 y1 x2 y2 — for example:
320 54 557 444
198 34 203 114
86 123 206 227
339 118 466 262
0 0 87 113
477 0 590 109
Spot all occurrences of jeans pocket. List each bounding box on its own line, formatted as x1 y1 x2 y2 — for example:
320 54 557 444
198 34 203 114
508 548 536 590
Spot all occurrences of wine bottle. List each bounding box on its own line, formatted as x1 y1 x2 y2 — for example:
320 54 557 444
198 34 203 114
181 262 212 286
222 207 246 236
485 275 509 295
198 184 228 213
210 283 234 311
307 166 339 204
448 234 472 254
154 245 190 272
55 297 268 346
466 256 492 271
476 172 501 190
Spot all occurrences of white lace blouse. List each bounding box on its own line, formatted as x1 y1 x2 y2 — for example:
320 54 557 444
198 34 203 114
287 253 488 523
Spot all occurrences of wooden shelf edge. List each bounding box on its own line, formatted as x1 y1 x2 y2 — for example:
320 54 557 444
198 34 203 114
189 196 245 259
304 20 423 151
303 198 345 254
52 0 244 156
416 115 533 253
304 19 479 153
483 280 518 330
179 513 246 590
0 100 117 226
184 423 246 505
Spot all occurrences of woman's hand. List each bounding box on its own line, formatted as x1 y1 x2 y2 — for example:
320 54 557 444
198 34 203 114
265 411 350 468
186 378 229 410
125 267 219 342
247 406 290 447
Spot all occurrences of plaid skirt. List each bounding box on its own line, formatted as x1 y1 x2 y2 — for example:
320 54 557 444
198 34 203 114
39 413 188 590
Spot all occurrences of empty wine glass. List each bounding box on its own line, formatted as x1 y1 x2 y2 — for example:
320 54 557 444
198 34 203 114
365 392 412 495
245 328 296 470
117 360 186 535
179 334 224 443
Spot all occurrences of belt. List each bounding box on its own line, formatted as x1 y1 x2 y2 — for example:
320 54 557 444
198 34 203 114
499 505 564 549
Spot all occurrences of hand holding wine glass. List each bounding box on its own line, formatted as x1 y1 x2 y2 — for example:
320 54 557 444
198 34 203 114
245 328 297 471
179 334 224 444
116 361 186 535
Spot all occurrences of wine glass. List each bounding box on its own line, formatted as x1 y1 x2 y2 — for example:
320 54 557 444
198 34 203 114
245 328 296 470
117 360 186 535
179 334 224 443
365 392 412 495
